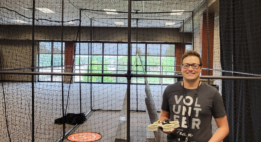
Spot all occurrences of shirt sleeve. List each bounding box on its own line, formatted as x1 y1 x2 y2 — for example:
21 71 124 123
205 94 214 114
212 91 227 118
161 86 170 112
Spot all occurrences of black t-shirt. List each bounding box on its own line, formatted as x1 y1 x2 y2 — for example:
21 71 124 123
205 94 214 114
161 81 226 142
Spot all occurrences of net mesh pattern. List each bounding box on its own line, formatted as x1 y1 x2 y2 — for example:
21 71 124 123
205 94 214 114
0 0 261 142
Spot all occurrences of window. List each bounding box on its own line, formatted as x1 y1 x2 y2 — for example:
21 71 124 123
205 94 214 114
75 43 103 82
131 43 175 84
185 44 192 51
131 43 146 83
161 44 175 84
38 42 176 84
38 42 64 81
74 42 176 84
75 43 89 82
104 43 117 83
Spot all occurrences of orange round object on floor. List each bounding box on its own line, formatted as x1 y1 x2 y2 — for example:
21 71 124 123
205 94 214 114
67 132 102 142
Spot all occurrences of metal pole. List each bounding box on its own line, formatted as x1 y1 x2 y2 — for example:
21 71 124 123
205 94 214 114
127 0 131 141
145 44 147 73
32 0 35 141
90 18 93 110
192 12 194 50
231 0 235 140
61 0 65 140
51 42 54 81
1 71 261 80
136 18 138 112
181 20 185 66
183 20 185 53
102 43 104 83
206 0 210 84
79 9 82 113
116 42 119 83
37 43 40 79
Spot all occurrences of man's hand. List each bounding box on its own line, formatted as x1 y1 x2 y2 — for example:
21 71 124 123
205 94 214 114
161 127 176 134
159 110 176 134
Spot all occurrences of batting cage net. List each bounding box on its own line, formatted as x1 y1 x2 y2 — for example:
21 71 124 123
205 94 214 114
1 0 261 142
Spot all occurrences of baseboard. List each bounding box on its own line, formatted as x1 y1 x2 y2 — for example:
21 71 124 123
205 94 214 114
146 138 155 142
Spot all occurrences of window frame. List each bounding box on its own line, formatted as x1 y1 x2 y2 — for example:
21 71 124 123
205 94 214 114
37 41 191 85
38 41 65 82
75 41 179 85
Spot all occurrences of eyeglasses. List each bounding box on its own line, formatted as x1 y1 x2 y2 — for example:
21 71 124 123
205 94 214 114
182 63 201 69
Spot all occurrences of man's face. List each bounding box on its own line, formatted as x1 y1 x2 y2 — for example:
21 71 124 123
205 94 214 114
181 56 202 82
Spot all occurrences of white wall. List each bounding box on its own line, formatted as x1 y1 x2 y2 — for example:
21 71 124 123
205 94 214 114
192 1 222 93
0 26 192 42
213 14 222 93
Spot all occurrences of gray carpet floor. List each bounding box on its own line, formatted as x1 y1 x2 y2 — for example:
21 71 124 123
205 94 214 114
0 82 218 142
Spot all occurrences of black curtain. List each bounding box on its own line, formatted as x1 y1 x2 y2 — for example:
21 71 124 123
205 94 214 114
0 49 2 80
220 0 261 142
0 50 2 70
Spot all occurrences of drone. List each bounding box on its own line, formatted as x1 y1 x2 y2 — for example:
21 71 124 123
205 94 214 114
148 120 180 132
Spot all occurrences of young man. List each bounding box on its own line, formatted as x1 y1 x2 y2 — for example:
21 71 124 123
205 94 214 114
160 50 229 142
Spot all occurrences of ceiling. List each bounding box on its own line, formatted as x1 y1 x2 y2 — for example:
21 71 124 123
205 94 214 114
0 0 205 28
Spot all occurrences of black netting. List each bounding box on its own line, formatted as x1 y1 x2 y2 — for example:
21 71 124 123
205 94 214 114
0 0 261 142
220 0 261 142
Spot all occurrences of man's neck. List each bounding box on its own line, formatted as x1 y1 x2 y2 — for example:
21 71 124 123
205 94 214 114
182 79 201 89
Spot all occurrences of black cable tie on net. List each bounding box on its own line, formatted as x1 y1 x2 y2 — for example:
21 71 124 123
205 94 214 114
125 71 133 80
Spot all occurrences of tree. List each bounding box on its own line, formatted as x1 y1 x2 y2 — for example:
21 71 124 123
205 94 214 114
163 44 175 56
81 57 114 82
162 44 175 72
161 57 175 71
103 60 113 82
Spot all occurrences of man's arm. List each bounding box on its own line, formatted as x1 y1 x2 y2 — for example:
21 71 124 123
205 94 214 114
159 109 170 121
208 115 229 142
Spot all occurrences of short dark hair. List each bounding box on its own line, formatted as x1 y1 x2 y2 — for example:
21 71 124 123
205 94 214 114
181 50 202 65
